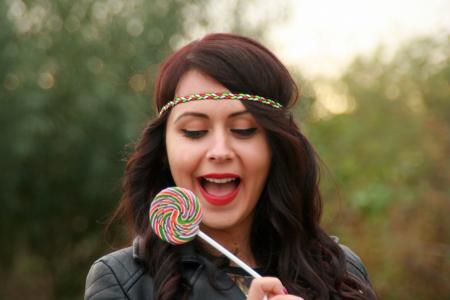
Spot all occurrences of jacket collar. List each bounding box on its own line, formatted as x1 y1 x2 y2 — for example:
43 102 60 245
131 237 246 299
132 236 202 265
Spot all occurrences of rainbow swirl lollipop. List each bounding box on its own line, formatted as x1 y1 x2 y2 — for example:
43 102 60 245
149 187 203 245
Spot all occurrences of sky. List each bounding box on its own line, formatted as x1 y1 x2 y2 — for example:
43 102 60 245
267 0 450 78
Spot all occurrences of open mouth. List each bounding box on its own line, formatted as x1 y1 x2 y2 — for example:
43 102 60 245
198 174 241 206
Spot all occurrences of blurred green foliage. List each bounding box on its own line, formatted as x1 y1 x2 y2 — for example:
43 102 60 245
0 0 189 298
304 34 450 300
0 0 449 299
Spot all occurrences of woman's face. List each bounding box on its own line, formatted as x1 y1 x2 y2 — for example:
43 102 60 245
165 70 271 234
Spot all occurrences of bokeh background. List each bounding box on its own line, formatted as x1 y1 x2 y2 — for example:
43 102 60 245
1 0 449 299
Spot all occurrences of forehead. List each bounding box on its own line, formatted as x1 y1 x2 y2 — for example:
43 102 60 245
169 69 251 121
175 69 229 98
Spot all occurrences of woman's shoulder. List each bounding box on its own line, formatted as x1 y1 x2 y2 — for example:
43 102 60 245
84 239 152 300
337 241 371 284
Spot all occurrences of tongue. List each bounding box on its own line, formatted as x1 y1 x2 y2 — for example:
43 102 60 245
203 181 237 197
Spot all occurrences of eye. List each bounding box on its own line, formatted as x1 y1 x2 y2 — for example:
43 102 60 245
181 129 208 139
231 128 257 137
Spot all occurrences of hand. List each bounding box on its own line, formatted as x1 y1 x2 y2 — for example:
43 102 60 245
246 277 304 300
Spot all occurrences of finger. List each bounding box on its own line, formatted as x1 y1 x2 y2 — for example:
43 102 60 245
271 296 304 300
247 277 285 300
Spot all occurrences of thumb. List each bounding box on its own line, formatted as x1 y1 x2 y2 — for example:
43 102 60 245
247 277 285 300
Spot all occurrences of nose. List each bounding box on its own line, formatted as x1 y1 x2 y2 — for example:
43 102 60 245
206 131 235 162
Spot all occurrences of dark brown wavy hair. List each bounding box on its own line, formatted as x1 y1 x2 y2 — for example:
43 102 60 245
114 33 376 300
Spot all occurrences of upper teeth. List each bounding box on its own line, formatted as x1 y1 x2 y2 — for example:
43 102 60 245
204 177 237 184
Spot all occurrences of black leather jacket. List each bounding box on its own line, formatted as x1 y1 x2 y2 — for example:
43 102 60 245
85 238 371 300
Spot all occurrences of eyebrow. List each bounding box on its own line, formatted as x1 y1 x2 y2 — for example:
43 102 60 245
174 110 250 123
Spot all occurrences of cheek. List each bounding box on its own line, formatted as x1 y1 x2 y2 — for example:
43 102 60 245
166 135 203 185
167 148 189 182
240 138 271 175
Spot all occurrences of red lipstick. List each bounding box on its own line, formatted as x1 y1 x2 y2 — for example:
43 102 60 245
198 173 240 206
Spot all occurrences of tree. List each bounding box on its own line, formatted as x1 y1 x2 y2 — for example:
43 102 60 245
302 33 450 299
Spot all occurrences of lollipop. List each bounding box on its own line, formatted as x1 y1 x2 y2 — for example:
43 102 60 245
149 187 203 245
149 187 262 280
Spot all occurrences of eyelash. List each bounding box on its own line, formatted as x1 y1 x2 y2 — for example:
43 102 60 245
181 129 207 139
231 128 257 137
181 128 257 139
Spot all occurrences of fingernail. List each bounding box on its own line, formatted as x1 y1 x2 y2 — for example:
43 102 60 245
282 287 288 294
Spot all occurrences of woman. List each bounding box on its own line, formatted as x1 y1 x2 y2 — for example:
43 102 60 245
85 33 376 300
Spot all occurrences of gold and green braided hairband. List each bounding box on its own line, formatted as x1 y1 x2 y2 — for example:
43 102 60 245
159 92 283 115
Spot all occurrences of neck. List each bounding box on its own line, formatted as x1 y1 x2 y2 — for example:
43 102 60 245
200 223 256 268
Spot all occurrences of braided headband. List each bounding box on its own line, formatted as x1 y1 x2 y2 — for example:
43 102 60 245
159 92 283 115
